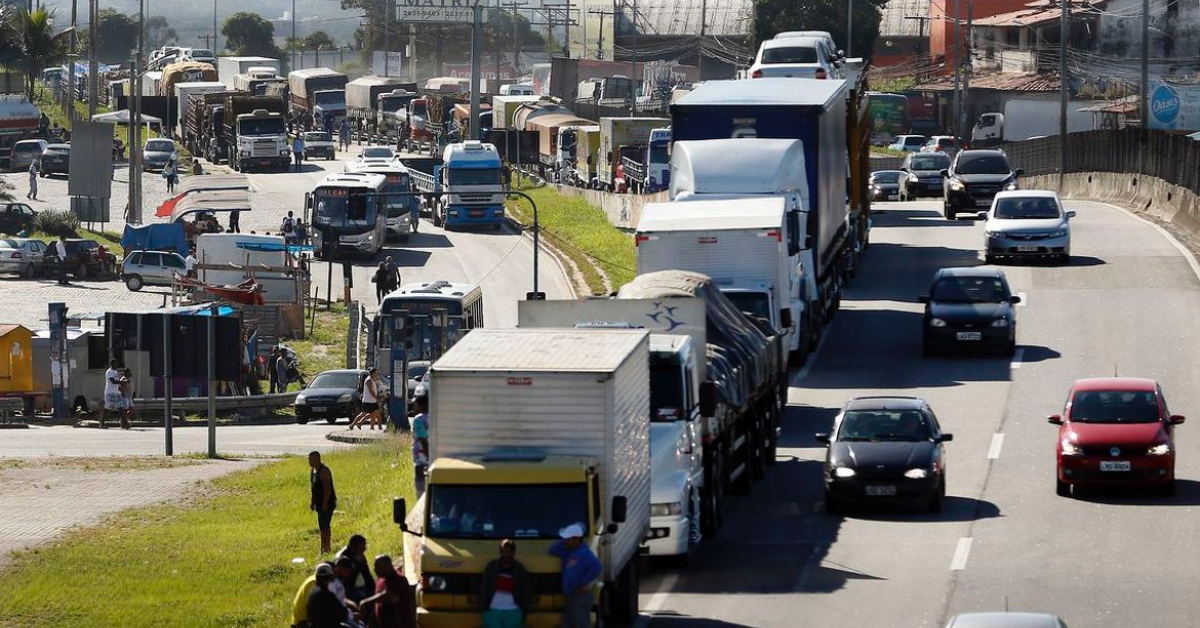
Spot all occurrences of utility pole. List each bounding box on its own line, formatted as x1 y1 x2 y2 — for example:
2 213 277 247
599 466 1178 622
409 24 417 83
951 0 962 136
588 7 613 60
1140 0 1149 130
847 0 852 58
1058 0 1068 189
130 0 145 224
960 0 973 143
198 33 215 49
291 0 297 71
499 2 528 79
469 4 482 140
87 0 97 117
67 0 77 120
212 0 218 53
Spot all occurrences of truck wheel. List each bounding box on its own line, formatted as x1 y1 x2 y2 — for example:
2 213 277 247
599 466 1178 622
607 557 639 626
751 418 767 480
701 453 724 538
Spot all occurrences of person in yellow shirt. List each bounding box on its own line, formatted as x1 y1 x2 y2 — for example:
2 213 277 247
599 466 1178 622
290 569 320 628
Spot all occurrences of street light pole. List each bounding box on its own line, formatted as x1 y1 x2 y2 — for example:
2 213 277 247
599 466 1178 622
213 0 218 53
291 0 297 70
847 0 852 58
1058 0 1068 189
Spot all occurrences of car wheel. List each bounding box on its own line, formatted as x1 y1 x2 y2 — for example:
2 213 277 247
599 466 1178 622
21 263 34 279
1005 340 1017 358
825 491 844 515
125 274 144 291
928 480 946 513
325 416 338 425
1056 478 1071 497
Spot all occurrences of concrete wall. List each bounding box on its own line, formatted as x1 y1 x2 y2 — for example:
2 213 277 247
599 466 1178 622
550 184 669 230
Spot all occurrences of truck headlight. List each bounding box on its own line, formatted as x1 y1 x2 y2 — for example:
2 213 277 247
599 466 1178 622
425 575 447 592
650 502 683 517
833 466 856 478
239 149 250 156
280 150 290 156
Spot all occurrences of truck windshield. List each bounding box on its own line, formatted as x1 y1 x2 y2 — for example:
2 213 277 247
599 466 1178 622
412 102 427 117
650 359 686 422
240 118 285 135
381 176 414 217
380 97 410 113
447 167 501 186
427 483 588 539
724 291 772 323
314 91 345 107
313 190 375 227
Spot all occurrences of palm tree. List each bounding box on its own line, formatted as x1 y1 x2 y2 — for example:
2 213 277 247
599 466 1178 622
0 5 23 95
15 7 71 101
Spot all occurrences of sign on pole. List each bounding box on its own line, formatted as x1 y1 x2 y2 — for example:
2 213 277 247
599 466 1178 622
397 0 488 23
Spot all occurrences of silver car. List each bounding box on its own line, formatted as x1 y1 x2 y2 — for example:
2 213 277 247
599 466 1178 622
121 250 187 291
142 138 178 172
10 139 47 172
983 190 1075 265
0 238 49 278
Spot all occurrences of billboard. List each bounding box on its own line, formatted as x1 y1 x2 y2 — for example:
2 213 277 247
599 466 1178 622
372 51 404 77
1148 80 1200 131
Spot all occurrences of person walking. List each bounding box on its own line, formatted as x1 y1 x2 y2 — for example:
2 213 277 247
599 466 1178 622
281 211 296 244
384 256 401 293
340 118 351 152
372 262 388 304
293 134 306 172
100 359 124 430
119 367 135 429
267 347 280 394
163 159 178 193
309 451 337 554
54 235 69 285
27 160 38 200
276 348 292 393
549 524 602 628
349 368 382 431
229 209 241 233
411 395 430 495
479 540 532 628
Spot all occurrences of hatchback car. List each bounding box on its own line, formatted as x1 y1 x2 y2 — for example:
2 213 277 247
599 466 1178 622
1051 378 1184 497
0 202 37 234
921 267 1020 356
817 396 953 513
943 149 1023 219
142 138 178 172
868 170 904 202
922 135 959 154
899 151 952 200
983 190 1075 264
121 250 187 291
749 37 840 79
294 369 369 424
945 613 1070 628
888 134 926 152
10 139 47 172
39 143 70 176
0 237 48 277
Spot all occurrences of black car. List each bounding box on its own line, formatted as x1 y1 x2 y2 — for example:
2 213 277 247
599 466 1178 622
898 151 951 201
39 143 70 176
920 267 1020 356
294 369 368 424
0 202 36 234
868 170 904 202
941 149 1023 219
817 396 953 513
41 238 118 280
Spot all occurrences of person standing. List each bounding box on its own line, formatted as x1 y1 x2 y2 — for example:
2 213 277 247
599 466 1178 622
411 395 430 495
185 248 197 278
54 235 69 285
549 524 602 628
309 451 337 554
276 349 292 393
479 540 532 628
164 159 178 193
229 209 241 233
281 211 296 244
372 262 388 304
340 118 351 151
27 160 38 200
349 368 382 431
293 134 306 172
100 359 123 430
267 347 280 394
119 367 135 429
384 256 402 293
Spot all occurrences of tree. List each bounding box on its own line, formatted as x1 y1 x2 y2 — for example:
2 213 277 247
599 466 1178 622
752 0 887 62
0 5 23 70
221 11 282 59
83 8 138 64
303 30 336 51
15 7 71 101
146 15 178 51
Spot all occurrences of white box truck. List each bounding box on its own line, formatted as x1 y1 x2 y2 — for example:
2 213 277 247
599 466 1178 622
636 197 802 363
597 116 670 190
174 81 227 132
216 56 280 88
394 327 650 627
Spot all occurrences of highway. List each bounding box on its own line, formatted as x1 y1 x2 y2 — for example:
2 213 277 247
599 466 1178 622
637 198 1200 627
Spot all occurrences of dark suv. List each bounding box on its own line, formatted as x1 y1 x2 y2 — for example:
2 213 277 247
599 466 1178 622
941 149 1023 219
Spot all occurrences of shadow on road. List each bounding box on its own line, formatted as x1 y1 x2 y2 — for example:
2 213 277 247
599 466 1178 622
394 232 454 249
643 612 787 628
378 247 433 268
848 242 983 303
1071 478 1200 506
873 208 979 227
1018 345 1061 364
842 495 1002 523
1066 255 1107 267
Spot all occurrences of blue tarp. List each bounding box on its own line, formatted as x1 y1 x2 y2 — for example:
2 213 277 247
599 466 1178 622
122 223 189 255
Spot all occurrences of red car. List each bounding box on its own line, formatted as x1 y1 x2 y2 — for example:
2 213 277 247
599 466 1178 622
1051 378 1185 497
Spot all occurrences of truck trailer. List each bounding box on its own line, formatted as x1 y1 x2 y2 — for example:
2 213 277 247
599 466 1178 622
597 116 670 191
216 56 280 88
345 76 417 136
288 68 348 130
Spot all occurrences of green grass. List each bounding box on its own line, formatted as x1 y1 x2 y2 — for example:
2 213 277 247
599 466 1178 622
0 440 414 628
506 183 636 294
28 229 122 248
0 455 204 472
288 302 352 386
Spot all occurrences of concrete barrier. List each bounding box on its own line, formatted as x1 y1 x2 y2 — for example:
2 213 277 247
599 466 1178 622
549 184 669 230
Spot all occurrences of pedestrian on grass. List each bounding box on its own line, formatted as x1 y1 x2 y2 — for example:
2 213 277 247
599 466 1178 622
27 160 38 200
549 523 602 628
306 563 349 628
309 451 338 554
480 539 532 628
100 359 123 430
411 395 430 496
54 235 69 285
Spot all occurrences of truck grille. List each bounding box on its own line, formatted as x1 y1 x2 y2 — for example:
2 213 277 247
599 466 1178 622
423 572 562 596
252 139 278 156
459 194 496 204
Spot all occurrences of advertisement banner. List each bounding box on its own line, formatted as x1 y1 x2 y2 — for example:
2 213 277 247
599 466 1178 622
1148 80 1200 131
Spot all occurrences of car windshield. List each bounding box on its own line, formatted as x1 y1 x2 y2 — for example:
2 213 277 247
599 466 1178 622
362 148 393 159
314 92 345 107
838 409 933 442
994 197 1061 219
904 137 925 146
955 154 1011 174
13 143 42 154
762 46 819 64
146 140 174 152
426 484 588 539
1069 390 1161 423
872 171 904 184
406 363 429 380
306 132 330 142
446 167 501 186
931 276 1010 304
911 155 950 170
310 372 361 389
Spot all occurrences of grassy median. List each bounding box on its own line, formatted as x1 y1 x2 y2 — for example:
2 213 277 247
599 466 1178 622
506 182 636 294
0 440 415 628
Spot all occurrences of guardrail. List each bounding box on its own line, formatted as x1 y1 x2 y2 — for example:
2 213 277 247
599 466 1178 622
134 391 296 417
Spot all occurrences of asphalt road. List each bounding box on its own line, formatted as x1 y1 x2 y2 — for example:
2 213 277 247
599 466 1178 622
0 422 354 457
637 198 1200 628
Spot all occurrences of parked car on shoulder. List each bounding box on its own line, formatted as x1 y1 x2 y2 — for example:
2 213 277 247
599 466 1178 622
888 134 926 152
294 369 369 424
39 143 70 176
898 151 951 201
10 139 47 172
920 266 1020 357
0 202 37 234
0 237 49 278
942 149 1023 220
121 249 187 291
816 395 953 514
304 131 336 161
983 190 1074 264
41 238 119 281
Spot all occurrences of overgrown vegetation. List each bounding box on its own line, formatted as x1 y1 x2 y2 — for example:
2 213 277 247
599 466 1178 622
0 441 415 628
30 208 81 237
505 182 636 295
288 301 352 385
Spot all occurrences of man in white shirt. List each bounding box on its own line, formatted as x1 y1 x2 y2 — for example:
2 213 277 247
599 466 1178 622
185 249 197 277
54 235 68 285
100 359 124 429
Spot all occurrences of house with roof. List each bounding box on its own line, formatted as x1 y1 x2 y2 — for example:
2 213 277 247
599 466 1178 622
874 0 931 67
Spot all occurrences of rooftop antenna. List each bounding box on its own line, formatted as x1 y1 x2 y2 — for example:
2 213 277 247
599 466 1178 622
1114 364 1119 377
1004 596 1010 613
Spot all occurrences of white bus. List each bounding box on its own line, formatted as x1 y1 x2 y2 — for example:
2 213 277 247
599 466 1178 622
306 172 389 259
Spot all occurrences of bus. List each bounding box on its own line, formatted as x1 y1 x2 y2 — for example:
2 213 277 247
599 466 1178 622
306 172 388 260
374 280 484 417
866 92 909 145
344 162 420 242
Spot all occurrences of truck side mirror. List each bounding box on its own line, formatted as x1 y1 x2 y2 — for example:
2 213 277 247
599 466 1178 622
699 380 718 417
393 497 407 525
780 308 793 330
610 496 627 524
787 211 801 256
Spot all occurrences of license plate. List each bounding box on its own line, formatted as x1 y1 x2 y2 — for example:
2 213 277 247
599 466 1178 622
312 406 327 413
976 200 993 207
866 485 896 496
1016 245 1039 252
469 211 484 218
887 195 898 201
956 331 982 341
1100 461 1131 472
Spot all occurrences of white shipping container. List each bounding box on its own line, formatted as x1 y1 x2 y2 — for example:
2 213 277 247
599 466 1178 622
142 71 163 97
217 56 280 88
429 328 651 583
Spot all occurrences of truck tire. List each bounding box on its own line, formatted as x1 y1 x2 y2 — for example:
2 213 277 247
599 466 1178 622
607 557 639 626
701 451 725 538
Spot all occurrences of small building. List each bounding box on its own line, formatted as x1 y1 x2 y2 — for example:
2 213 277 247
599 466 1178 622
31 327 108 413
971 1 1102 75
0 324 33 394
930 0 1036 74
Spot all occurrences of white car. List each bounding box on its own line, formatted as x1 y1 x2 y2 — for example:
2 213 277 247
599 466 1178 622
749 37 841 79
773 30 843 65
982 190 1075 265
349 146 398 168
121 250 188 291
889 134 927 152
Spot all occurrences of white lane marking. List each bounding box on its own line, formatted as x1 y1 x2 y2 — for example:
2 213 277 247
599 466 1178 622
792 324 832 384
643 571 680 614
1010 348 1025 369
950 537 974 571
1016 291 1028 307
988 433 1005 460
1092 201 1200 281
